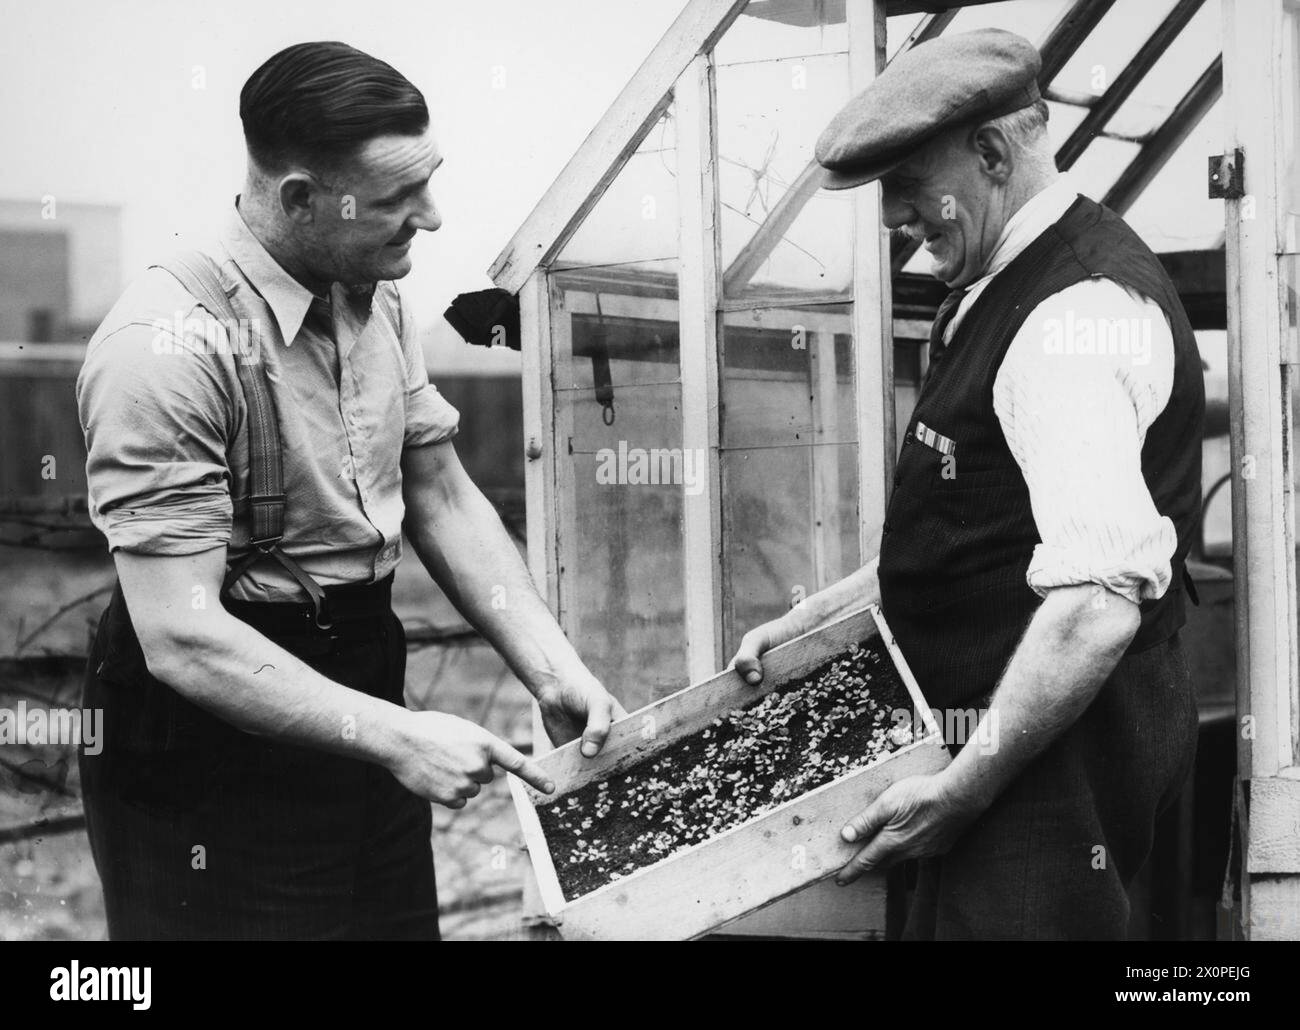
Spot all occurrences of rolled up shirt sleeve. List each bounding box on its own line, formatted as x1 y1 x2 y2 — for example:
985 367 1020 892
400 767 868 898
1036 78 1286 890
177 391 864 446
76 317 236 555
992 279 1179 605
394 286 460 449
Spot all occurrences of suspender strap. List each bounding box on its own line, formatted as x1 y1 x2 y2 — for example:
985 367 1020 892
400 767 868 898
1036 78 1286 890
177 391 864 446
152 251 333 627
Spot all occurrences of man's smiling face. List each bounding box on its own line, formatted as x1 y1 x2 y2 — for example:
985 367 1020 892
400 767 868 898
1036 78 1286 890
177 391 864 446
309 127 443 286
879 126 1008 289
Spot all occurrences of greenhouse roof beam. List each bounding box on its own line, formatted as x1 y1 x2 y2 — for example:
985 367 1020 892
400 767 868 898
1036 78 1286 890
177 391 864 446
487 0 749 294
1103 54 1222 215
1036 0 1116 84
1055 0 1206 171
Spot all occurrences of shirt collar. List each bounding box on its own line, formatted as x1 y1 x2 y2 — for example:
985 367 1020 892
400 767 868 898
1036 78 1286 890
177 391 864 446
219 203 318 347
973 174 1081 288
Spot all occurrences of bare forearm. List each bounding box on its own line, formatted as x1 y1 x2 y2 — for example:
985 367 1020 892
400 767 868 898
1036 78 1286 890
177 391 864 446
940 585 1138 811
406 486 585 698
783 556 882 638
148 616 408 765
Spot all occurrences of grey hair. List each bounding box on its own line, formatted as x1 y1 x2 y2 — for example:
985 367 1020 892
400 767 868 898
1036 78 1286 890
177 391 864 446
980 99 1053 169
983 100 1050 148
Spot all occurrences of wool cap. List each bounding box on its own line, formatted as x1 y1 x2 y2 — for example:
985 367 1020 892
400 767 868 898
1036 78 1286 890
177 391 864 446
816 28 1042 190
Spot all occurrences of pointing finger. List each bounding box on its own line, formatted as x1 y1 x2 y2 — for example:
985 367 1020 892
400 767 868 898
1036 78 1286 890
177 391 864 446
487 737 556 795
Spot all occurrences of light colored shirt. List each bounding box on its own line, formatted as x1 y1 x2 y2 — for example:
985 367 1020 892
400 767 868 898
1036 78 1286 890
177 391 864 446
76 204 460 601
941 175 1179 605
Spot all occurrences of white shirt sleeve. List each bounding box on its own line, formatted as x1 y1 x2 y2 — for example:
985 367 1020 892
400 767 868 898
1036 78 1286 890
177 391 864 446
992 277 1179 605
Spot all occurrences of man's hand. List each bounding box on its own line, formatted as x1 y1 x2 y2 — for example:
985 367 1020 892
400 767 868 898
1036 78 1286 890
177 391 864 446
835 773 981 884
537 671 627 758
732 617 800 687
386 710 555 809
732 559 883 686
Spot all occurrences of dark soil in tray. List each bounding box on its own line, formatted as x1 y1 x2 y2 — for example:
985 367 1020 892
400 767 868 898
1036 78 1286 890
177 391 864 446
537 638 916 901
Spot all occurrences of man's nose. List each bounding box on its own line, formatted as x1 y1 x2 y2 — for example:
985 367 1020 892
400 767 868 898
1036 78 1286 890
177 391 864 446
409 188 441 232
880 188 914 231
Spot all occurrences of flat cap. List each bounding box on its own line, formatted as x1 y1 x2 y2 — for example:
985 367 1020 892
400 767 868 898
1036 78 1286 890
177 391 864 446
815 28 1042 190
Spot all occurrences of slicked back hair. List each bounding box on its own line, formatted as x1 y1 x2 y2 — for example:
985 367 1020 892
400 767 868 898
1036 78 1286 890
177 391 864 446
240 41 429 175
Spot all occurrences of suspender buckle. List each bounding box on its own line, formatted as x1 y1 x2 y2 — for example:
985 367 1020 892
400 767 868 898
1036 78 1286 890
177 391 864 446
313 602 335 631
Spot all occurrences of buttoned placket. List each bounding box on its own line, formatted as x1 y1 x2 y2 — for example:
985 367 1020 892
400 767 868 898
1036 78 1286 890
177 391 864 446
314 289 398 577
330 286 400 580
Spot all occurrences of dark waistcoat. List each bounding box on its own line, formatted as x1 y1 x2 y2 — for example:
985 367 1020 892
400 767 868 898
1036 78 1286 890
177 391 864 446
878 195 1205 712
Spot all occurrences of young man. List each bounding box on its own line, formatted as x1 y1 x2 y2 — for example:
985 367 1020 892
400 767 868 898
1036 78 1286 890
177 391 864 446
77 41 622 940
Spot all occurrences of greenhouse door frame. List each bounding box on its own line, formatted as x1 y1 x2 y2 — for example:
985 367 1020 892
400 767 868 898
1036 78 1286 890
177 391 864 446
1221 0 1300 940
514 0 898 936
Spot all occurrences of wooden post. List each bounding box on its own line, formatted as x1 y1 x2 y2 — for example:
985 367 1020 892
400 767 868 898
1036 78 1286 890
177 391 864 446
848 0 894 559
520 271 558 610
676 53 725 681
519 270 563 935
1221 0 1300 940
809 330 845 589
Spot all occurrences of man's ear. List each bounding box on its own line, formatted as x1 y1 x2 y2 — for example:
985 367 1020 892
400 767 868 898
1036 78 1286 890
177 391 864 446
971 124 1015 184
277 172 319 226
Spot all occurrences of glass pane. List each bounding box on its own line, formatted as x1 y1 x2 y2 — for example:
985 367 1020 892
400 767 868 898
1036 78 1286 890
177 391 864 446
553 289 687 710
714 0 849 65
1044 100 1088 149
716 53 854 299
1123 99 1225 252
1109 1 1219 136
551 262 680 391
720 304 855 448
886 14 928 60
946 0 1075 51
1040 0 1180 98
721 442 860 656
719 300 860 655
553 104 678 270
1068 136 1141 202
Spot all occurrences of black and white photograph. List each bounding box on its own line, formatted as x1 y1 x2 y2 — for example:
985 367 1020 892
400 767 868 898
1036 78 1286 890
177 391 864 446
0 0 1294 998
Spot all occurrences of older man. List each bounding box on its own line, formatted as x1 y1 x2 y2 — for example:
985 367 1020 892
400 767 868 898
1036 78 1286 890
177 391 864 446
733 29 1204 939
77 41 621 940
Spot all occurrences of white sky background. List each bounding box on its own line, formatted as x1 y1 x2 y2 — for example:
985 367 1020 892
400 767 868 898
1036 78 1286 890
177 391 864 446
0 0 1230 379
0 0 687 374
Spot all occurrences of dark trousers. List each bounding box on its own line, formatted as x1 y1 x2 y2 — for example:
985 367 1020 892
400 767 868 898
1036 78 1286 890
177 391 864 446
79 574 439 941
903 634 1198 940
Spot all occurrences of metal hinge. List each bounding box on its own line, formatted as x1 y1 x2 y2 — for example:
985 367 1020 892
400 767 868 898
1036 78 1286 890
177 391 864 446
1208 149 1245 199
